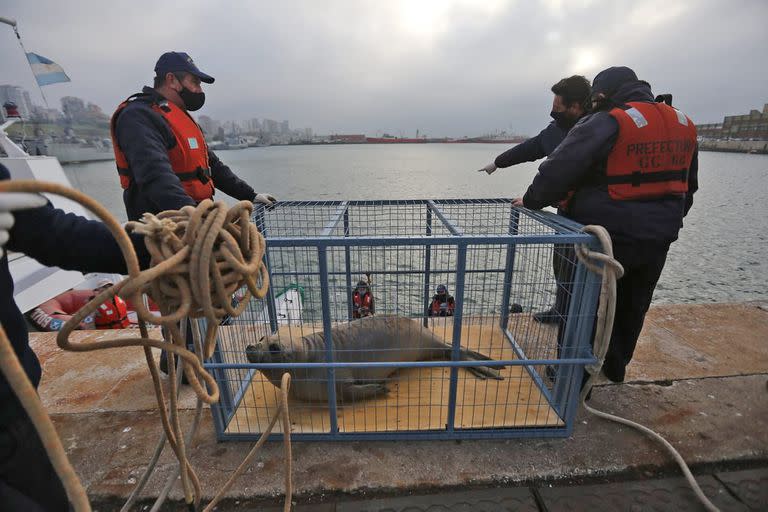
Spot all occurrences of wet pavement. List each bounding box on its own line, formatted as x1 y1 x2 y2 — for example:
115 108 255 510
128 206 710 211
30 301 768 510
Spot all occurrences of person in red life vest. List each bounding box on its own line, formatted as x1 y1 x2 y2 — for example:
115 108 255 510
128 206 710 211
513 66 698 384
351 280 374 319
429 284 456 317
110 52 277 377
477 76 591 325
110 51 276 222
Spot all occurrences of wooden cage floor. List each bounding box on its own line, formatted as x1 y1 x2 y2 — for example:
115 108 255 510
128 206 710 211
223 316 564 434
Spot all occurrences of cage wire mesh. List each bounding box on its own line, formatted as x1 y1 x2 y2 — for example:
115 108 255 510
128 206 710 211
207 199 601 440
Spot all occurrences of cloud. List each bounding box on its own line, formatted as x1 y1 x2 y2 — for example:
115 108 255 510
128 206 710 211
1 0 766 136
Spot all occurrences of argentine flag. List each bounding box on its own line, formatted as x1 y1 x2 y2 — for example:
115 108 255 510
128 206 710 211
26 52 71 86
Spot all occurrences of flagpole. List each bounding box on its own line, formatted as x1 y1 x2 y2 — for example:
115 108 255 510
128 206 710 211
1 17 50 108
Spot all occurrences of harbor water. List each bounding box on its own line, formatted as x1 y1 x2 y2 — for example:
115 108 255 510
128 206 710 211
62 144 768 305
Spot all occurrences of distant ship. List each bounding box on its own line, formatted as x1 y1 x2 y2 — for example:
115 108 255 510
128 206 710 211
449 135 526 144
27 137 115 164
365 136 427 144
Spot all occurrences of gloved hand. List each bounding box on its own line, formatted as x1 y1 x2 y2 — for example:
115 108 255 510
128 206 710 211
253 193 277 207
477 163 497 175
0 192 47 258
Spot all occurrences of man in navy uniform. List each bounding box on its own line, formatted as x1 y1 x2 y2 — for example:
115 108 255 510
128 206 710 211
514 66 698 382
110 51 276 222
478 75 591 324
0 163 149 510
110 52 276 376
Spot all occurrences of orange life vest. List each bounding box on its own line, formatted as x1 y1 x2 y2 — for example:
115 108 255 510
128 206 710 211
95 296 130 329
430 295 455 316
352 291 373 318
604 102 697 200
110 94 214 203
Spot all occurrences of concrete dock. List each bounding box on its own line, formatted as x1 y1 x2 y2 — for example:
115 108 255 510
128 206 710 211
31 301 768 510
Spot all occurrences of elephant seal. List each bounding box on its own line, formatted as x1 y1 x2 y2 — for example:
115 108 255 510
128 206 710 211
245 315 503 402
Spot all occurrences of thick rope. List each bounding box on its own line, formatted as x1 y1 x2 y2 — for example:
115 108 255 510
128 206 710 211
0 324 90 511
0 180 293 511
203 373 293 512
577 224 720 512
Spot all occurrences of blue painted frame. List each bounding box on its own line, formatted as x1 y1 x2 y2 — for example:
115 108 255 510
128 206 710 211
206 199 600 441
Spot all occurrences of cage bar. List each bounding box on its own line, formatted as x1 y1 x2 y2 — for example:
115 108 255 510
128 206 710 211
207 199 601 440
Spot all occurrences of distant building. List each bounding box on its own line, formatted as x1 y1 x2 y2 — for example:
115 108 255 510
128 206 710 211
696 123 723 139
0 84 33 120
61 96 86 121
31 105 63 122
280 120 289 135
197 115 221 137
245 118 261 133
85 102 108 122
223 120 241 135
696 103 768 140
264 119 279 134
22 91 33 116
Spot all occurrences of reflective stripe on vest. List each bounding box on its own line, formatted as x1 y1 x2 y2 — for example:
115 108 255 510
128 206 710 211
110 95 214 203
605 102 697 201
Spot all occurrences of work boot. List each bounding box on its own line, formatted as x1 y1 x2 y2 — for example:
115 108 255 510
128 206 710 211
533 308 559 324
159 350 190 385
602 363 626 383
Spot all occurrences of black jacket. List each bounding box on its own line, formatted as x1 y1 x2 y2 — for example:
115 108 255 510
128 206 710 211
0 164 149 423
494 121 567 168
114 87 257 221
522 80 698 246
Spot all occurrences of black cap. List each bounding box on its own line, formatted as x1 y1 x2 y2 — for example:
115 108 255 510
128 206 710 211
154 52 215 84
591 66 637 98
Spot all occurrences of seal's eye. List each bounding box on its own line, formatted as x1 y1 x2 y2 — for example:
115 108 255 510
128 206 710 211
268 343 281 355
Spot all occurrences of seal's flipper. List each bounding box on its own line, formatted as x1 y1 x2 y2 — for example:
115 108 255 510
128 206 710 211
462 349 506 370
341 382 389 401
245 345 260 363
464 365 503 380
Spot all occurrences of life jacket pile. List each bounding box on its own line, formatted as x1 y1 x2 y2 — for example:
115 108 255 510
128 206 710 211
110 94 214 202
95 296 131 329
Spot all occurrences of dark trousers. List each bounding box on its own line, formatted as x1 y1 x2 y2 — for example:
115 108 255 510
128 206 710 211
602 241 669 381
553 241 669 381
0 411 70 511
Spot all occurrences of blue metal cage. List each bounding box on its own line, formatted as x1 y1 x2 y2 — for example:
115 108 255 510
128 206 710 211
206 199 601 441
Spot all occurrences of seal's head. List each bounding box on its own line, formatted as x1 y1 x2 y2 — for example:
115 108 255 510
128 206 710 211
245 334 292 364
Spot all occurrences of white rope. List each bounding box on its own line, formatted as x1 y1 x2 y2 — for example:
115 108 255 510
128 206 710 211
577 225 720 512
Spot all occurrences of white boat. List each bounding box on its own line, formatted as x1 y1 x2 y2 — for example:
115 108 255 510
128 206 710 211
3 115 303 327
1 116 118 311
224 136 248 150
40 138 115 164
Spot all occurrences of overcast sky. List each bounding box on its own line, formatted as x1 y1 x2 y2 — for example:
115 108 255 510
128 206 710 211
1 0 766 137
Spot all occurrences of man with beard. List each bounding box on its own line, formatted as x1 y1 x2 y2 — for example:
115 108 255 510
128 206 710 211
479 75 591 324
514 66 698 383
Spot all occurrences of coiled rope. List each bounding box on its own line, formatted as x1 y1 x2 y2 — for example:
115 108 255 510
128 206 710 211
0 180 294 511
577 224 720 512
